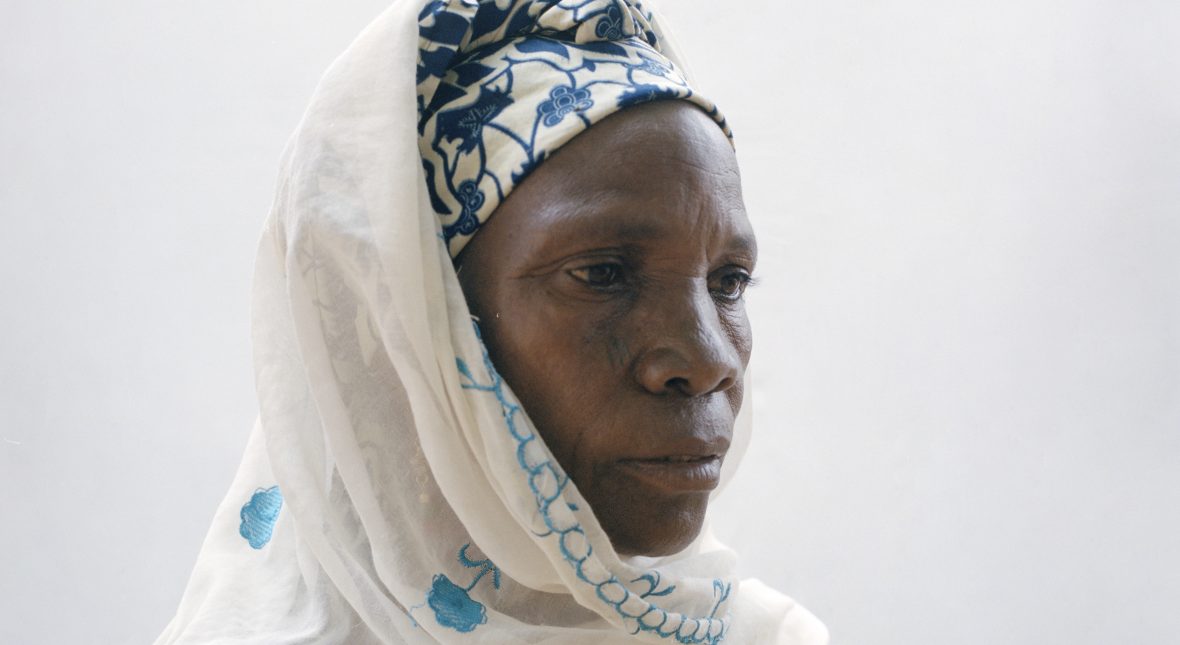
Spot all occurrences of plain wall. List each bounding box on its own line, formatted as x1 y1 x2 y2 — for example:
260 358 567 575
1 1 1177 643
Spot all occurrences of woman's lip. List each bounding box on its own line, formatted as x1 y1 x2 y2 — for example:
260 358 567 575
615 455 723 493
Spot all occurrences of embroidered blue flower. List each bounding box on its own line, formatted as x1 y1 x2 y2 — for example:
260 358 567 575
414 543 502 634
537 85 593 127
427 574 486 632
239 486 282 549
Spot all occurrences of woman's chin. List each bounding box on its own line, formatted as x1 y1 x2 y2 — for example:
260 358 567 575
602 500 708 558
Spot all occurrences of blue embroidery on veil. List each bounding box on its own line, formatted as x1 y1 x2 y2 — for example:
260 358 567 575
411 543 502 633
457 321 731 643
633 571 676 599
238 486 283 549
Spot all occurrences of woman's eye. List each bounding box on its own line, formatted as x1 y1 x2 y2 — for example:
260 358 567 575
711 269 753 301
568 263 624 288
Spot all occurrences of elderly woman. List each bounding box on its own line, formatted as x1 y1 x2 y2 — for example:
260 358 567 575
157 1 826 643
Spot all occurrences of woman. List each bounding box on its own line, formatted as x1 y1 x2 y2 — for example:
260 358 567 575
157 0 826 642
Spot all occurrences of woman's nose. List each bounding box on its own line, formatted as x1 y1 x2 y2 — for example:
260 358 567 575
634 286 743 397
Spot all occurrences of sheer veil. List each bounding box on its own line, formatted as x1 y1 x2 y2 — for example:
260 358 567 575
155 1 828 642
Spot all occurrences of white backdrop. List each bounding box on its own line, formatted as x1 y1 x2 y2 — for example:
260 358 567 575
2 1 1177 643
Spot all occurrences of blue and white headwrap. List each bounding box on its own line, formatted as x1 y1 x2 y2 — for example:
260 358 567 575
416 0 731 257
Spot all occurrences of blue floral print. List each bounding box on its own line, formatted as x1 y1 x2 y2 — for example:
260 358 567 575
537 85 595 126
416 0 731 257
443 180 485 239
594 4 625 40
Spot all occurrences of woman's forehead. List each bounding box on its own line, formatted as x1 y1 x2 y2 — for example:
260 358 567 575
483 106 755 265
560 101 735 165
527 203 758 264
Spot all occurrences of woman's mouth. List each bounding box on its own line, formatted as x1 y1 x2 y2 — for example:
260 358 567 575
616 455 723 493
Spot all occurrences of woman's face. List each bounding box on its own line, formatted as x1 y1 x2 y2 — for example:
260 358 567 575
458 101 755 556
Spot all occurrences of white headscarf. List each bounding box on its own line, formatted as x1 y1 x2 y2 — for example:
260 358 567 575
156 1 828 642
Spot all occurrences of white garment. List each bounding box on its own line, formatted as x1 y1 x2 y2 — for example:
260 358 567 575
156 1 828 642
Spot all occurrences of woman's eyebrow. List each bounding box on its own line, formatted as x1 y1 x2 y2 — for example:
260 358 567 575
544 216 758 258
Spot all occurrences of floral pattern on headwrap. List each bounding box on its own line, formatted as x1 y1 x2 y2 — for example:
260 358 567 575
416 0 731 258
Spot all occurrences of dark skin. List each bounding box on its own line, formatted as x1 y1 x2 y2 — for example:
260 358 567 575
458 101 755 557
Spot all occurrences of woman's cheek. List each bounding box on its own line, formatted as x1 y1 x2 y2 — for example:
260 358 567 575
721 304 753 359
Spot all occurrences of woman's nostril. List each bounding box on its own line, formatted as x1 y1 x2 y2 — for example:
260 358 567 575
714 375 736 394
664 376 691 395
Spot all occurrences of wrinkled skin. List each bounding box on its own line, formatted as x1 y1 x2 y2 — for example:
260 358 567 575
457 101 755 556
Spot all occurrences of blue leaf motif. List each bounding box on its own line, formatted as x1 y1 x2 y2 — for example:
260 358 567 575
436 87 514 153
631 54 672 78
516 37 570 58
418 46 457 84
616 83 683 110
576 40 628 57
427 574 488 633
239 486 283 549
420 10 470 47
